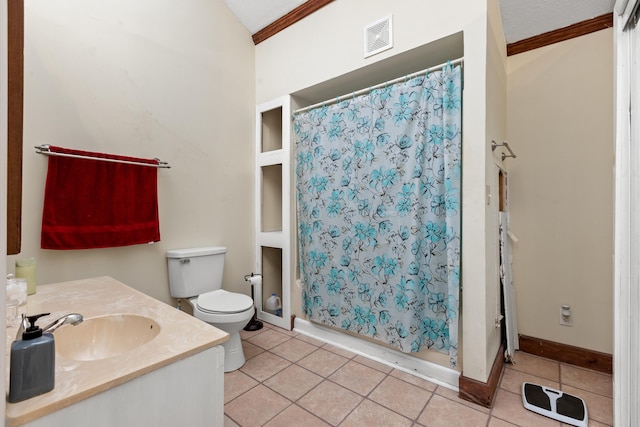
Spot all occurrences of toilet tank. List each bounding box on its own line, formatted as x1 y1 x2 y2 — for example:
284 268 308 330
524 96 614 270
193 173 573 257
166 246 226 298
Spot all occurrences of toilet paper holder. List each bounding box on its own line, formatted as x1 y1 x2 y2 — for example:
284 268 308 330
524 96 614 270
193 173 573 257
244 273 263 331
244 272 262 286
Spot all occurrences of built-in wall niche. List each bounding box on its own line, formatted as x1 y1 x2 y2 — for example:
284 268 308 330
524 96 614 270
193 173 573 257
261 164 282 232
255 96 291 330
261 246 283 317
261 107 283 153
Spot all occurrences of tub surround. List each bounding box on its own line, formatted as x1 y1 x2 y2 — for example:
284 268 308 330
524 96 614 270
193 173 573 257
5 276 229 426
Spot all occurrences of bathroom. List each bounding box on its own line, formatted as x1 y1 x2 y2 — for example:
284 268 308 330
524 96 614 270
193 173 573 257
1 0 617 424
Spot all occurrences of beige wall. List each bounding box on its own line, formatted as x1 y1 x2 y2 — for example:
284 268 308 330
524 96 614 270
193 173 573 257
6 0 257 305
256 0 503 382
507 29 614 354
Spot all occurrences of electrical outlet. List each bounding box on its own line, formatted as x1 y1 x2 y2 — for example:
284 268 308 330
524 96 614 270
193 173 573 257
559 305 573 326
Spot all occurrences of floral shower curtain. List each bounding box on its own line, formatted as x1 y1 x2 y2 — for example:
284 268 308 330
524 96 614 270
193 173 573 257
293 63 462 366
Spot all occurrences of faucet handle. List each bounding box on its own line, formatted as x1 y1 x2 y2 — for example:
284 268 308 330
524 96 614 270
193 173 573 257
15 313 27 340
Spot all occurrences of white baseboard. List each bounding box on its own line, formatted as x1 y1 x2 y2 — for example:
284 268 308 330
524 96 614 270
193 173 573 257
294 318 460 390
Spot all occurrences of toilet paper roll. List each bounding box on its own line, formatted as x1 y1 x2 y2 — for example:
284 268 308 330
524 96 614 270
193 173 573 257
247 276 262 287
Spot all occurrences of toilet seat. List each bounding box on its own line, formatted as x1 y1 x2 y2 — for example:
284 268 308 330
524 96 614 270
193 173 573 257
196 289 253 314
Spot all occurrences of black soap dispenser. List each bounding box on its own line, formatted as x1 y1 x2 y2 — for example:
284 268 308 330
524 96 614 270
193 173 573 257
8 313 55 403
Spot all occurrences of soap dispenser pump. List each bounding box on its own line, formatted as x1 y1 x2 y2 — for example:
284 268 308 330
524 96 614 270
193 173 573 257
8 313 55 403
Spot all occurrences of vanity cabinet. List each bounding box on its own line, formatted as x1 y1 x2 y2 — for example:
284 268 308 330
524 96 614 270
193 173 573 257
20 347 224 427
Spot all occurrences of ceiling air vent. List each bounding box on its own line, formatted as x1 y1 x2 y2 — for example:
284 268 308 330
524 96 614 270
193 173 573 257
364 15 393 58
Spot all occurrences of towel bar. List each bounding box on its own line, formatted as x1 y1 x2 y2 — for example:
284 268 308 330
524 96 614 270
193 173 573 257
35 145 171 169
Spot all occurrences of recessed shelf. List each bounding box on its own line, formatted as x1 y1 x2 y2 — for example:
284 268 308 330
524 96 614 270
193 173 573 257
261 164 283 232
261 107 283 153
261 246 283 317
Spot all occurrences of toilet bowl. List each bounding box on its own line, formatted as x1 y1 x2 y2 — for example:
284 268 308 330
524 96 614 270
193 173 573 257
189 289 254 372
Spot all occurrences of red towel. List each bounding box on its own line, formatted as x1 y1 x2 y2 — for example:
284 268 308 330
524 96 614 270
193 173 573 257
41 146 161 250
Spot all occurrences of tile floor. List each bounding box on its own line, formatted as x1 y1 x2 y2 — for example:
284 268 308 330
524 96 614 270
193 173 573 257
224 323 613 426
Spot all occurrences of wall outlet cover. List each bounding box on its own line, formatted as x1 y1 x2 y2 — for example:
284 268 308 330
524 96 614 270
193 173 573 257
560 306 573 326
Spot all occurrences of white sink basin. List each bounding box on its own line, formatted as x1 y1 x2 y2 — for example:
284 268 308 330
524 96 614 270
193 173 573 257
55 314 161 361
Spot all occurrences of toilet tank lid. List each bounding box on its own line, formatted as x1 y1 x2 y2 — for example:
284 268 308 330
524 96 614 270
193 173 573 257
166 246 227 258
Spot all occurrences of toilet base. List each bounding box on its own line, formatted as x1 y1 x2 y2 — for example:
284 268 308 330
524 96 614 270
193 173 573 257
244 317 263 331
220 331 246 372
187 297 253 372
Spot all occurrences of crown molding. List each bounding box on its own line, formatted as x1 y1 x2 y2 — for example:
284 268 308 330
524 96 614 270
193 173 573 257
507 13 613 56
252 0 334 45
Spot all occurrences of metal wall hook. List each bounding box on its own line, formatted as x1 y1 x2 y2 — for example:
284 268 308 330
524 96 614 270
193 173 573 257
491 140 517 161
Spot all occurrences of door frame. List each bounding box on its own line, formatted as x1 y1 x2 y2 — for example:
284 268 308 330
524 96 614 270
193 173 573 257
614 1 640 424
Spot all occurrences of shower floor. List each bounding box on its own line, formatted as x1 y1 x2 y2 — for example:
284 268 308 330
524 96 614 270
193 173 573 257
224 323 612 426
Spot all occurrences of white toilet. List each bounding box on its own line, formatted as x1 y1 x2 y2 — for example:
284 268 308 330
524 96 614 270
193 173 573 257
166 246 254 372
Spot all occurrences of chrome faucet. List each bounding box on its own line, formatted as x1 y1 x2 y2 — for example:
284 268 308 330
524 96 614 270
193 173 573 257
15 313 83 340
42 313 84 334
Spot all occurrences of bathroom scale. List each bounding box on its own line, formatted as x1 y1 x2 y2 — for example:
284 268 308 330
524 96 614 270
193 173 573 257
521 382 588 427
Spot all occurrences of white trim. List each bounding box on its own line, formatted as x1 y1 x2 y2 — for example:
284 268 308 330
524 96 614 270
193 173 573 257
616 0 631 16
255 96 292 330
618 0 639 27
294 318 460 390
614 1 640 424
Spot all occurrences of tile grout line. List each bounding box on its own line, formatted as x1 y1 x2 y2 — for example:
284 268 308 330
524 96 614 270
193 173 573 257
274 341 351 426
414 385 437 427
233 328 610 426
286 340 457 425
226 329 297 426
238 332 442 426
234 331 442 426
239 332 353 425
484 361 509 427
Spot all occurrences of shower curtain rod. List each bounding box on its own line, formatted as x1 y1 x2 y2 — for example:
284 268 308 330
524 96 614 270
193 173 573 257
35 144 171 168
294 57 464 114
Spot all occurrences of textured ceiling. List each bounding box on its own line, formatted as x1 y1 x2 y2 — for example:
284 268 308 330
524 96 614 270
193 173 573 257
224 0 615 44
223 0 306 34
